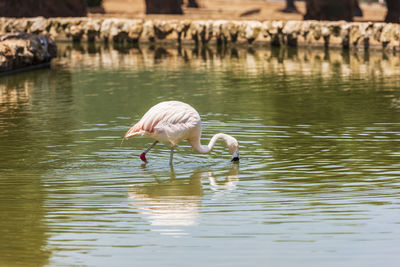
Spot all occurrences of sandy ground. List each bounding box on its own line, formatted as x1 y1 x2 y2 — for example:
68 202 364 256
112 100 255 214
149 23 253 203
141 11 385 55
96 0 387 22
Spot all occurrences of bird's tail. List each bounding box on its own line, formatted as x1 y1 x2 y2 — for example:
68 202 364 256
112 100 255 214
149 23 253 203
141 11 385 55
124 124 143 139
121 124 142 146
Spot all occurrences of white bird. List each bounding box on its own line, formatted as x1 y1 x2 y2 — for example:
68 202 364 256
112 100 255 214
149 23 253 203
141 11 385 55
124 101 240 165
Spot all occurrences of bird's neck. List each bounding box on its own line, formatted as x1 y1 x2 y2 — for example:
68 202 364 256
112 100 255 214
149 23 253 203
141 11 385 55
189 133 231 154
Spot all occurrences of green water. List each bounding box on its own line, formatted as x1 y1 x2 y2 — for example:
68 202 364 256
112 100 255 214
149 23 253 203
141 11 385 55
1 44 400 266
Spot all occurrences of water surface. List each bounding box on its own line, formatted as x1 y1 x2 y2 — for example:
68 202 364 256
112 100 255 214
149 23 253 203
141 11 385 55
1 44 400 266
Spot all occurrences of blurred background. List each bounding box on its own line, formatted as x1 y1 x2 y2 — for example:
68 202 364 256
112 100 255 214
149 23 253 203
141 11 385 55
0 0 398 23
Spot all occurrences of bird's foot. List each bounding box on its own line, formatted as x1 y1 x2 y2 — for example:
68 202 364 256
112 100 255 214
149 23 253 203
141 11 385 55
140 152 147 163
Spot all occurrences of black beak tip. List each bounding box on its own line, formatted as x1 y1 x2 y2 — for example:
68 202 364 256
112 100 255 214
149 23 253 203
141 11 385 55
231 157 240 162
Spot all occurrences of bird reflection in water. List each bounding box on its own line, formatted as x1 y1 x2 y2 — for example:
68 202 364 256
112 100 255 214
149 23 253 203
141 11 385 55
128 166 239 235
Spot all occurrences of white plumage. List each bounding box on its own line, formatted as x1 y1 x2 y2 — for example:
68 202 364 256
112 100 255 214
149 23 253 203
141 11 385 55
124 101 240 165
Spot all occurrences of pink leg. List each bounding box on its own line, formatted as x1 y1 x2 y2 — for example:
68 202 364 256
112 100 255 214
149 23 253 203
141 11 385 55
140 141 158 162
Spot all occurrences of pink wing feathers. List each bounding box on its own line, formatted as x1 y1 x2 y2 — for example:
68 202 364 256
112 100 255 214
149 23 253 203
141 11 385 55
124 101 201 145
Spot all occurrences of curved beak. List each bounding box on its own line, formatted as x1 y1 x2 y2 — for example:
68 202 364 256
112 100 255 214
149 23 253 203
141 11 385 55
231 149 240 162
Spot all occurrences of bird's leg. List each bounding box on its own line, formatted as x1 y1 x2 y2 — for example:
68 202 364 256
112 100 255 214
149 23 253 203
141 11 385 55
169 146 174 166
140 141 158 162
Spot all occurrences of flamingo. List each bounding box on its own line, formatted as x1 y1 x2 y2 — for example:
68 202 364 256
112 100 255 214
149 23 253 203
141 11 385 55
123 101 240 165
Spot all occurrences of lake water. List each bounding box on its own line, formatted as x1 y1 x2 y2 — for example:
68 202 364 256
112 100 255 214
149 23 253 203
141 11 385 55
1 43 400 266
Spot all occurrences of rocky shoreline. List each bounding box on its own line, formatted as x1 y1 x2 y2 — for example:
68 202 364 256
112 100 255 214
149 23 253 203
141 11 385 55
0 33 57 74
1 17 399 74
1 17 400 50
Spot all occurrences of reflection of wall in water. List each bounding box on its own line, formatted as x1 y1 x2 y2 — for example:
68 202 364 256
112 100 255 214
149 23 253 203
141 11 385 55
0 69 76 266
56 43 400 78
0 69 76 169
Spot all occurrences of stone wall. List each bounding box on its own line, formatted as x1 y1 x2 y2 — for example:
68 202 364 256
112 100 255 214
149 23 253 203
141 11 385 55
0 17 399 50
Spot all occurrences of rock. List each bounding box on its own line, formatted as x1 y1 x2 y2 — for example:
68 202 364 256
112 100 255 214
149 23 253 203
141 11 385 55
362 22 374 49
189 20 213 44
2 19 29 33
283 20 301 46
299 21 312 43
142 20 155 42
100 18 116 42
29 17 49 34
170 20 191 43
380 23 399 49
226 21 241 43
263 21 285 46
99 18 135 43
84 19 102 42
110 19 130 42
328 21 342 37
371 23 386 48
67 19 87 42
310 22 322 41
0 33 57 73
240 21 262 44
126 20 143 42
346 22 373 49
153 20 174 40
339 24 349 48
212 20 228 45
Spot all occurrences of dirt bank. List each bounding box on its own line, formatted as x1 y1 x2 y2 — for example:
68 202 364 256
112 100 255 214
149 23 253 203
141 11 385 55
98 0 387 22
0 0 87 18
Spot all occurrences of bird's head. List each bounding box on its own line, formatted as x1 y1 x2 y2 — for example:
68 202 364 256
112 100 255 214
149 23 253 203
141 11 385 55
226 136 240 162
231 149 240 162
